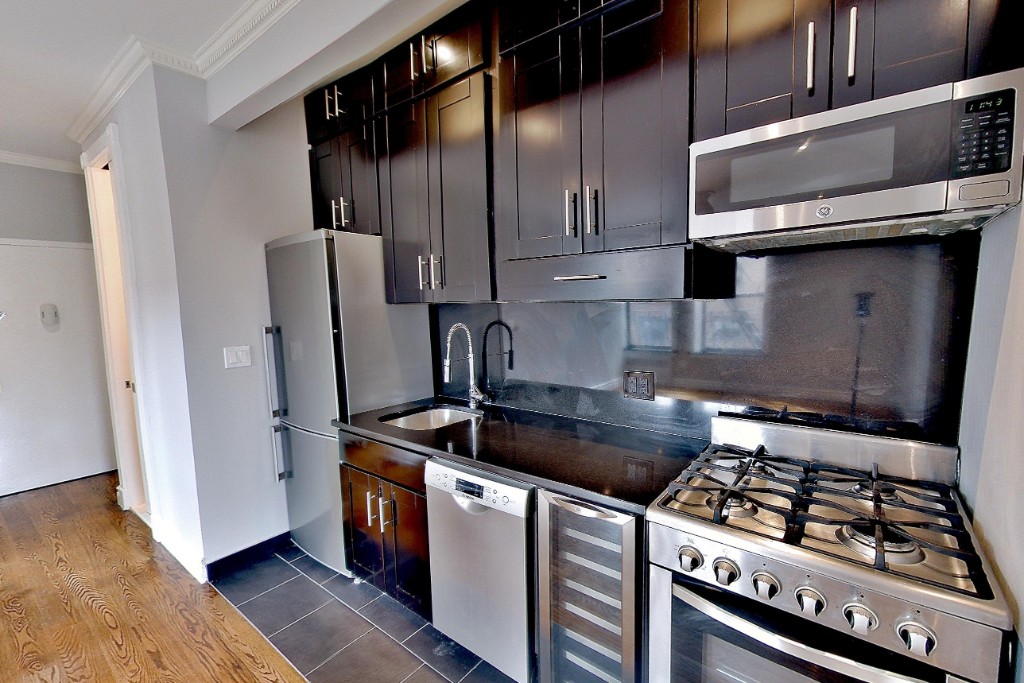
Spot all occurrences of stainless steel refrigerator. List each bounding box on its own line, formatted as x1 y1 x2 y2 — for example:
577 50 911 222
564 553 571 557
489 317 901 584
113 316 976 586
264 230 433 573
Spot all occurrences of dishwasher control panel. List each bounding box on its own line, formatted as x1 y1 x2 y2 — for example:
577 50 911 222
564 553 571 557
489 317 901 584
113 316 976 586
425 459 532 516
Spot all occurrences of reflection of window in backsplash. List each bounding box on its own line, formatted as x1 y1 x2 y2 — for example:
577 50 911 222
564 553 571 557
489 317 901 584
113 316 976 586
435 235 980 444
692 257 767 354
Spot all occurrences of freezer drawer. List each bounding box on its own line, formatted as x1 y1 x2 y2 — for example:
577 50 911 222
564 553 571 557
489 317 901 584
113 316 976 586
282 424 347 573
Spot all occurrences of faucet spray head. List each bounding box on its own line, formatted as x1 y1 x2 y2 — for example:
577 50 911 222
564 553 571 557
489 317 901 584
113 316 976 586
443 359 452 383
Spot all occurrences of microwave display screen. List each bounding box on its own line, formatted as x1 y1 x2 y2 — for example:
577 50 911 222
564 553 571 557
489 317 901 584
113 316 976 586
965 90 1013 114
729 127 896 204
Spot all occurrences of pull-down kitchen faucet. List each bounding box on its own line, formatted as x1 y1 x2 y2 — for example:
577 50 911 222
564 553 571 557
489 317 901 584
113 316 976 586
443 323 485 409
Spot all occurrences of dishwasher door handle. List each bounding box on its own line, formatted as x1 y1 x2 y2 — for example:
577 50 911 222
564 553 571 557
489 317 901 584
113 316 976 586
452 493 491 515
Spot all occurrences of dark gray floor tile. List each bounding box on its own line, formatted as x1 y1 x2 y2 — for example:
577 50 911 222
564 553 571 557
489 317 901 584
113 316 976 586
212 554 299 605
358 593 427 642
307 628 422 683
403 624 480 682
291 554 340 584
461 660 516 683
269 600 373 674
323 573 382 610
277 543 306 562
238 575 332 635
403 663 448 683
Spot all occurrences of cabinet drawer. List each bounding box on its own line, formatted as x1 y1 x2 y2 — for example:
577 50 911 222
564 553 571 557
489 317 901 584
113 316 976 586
340 432 428 494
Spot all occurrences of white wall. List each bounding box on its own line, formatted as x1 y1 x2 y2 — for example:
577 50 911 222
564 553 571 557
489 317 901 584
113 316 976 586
150 66 310 563
0 164 91 243
0 239 114 495
960 205 1024 679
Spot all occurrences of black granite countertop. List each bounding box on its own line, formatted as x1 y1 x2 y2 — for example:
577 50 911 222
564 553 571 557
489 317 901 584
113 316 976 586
332 398 707 514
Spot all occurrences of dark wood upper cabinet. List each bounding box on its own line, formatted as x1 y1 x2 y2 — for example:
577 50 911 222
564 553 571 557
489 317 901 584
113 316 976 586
381 73 493 304
693 0 1023 141
498 0 689 264
304 68 376 144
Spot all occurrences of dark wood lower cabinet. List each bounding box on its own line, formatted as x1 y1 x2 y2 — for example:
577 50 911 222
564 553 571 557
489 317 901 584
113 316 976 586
340 464 431 619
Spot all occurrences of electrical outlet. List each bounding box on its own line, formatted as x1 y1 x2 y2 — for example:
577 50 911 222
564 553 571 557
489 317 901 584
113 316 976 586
623 371 655 400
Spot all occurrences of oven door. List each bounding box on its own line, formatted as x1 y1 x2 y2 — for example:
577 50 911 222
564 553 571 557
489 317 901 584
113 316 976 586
648 566 957 683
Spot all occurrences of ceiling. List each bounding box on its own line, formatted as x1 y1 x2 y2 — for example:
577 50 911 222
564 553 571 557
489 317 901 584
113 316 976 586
0 0 252 163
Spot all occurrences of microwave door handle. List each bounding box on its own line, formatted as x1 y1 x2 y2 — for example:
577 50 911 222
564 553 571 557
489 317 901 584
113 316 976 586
671 584 928 683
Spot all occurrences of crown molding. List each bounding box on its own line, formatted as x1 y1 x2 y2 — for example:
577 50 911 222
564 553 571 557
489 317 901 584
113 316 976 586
68 0 299 145
195 0 302 77
0 150 82 174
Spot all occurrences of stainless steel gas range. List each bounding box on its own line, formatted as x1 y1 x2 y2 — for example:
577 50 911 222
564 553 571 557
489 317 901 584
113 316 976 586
647 417 1015 683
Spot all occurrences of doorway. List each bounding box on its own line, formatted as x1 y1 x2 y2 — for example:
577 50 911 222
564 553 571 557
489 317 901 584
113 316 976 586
81 124 150 522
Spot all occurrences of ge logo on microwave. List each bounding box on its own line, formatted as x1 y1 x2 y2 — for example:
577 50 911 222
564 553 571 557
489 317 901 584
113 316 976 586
816 204 834 219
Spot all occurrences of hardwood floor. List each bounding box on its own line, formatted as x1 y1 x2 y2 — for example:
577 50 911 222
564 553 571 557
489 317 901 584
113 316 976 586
0 473 305 683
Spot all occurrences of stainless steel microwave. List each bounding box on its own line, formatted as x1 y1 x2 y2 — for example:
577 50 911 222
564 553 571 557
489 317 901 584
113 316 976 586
689 68 1024 252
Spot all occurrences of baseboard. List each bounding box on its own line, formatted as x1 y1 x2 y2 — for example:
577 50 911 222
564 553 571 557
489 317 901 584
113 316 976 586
205 532 293 583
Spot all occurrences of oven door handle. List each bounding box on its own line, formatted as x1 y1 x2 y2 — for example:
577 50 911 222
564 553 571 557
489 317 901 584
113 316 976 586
672 584 928 683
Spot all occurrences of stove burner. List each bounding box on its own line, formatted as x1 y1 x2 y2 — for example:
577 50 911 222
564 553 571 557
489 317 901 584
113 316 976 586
836 523 925 565
850 481 902 504
707 494 758 519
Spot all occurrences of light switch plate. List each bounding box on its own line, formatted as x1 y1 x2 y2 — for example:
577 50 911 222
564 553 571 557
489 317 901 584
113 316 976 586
623 370 655 400
224 345 252 369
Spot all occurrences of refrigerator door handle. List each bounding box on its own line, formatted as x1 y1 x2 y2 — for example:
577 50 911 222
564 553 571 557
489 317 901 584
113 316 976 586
271 424 290 481
262 325 286 418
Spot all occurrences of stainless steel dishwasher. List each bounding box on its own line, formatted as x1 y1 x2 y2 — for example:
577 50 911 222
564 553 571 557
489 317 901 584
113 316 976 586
425 459 534 683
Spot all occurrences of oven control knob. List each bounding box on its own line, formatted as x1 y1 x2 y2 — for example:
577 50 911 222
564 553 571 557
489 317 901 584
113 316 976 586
677 546 704 573
794 587 827 617
843 604 879 635
712 558 740 586
896 622 937 657
751 572 780 600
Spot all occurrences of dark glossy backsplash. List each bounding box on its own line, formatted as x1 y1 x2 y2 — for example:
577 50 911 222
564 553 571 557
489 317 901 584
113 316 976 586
436 235 980 444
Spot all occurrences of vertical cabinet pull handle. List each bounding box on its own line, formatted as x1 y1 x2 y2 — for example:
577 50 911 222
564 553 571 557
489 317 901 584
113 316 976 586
585 186 597 234
417 255 427 290
847 7 858 80
422 35 429 75
564 189 577 237
333 85 342 118
410 42 416 81
338 196 349 227
366 491 378 527
806 22 816 93
430 254 442 289
330 200 339 229
324 88 333 121
378 495 391 534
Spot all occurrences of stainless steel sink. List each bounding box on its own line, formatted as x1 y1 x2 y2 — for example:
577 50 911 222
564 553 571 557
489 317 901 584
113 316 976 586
381 406 481 431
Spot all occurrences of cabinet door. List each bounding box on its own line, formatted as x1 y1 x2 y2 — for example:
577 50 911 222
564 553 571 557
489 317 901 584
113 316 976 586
426 73 493 302
580 0 689 253
498 0 584 50
424 0 487 90
385 485 431 619
380 99 430 303
310 138 344 231
342 467 385 591
380 40 426 112
871 0 967 99
305 83 342 144
498 33 583 260
339 122 381 236
968 0 1024 77
832 0 876 108
693 0 830 140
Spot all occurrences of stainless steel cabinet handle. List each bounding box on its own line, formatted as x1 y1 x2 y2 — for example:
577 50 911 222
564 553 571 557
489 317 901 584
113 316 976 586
806 22 816 93
430 254 442 289
338 196 349 227
410 42 416 81
333 85 342 118
324 88 333 120
847 7 858 80
585 185 596 234
564 189 576 237
553 274 606 282
378 495 391 533
366 491 378 527
418 255 428 290
330 199 339 229
421 35 429 74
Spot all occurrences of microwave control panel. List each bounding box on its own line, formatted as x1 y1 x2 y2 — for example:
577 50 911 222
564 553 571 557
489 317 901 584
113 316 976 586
952 89 1015 179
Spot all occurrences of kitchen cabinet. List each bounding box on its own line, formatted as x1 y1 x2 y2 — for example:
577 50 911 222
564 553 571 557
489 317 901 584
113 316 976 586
537 489 639 683
693 0 1019 140
497 0 624 51
380 72 493 304
377 0 487 113
497 0 689 262
341 464 431 618
304 67 376 144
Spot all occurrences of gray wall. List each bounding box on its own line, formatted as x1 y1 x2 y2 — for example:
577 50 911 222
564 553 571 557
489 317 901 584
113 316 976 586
0 163 91 242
